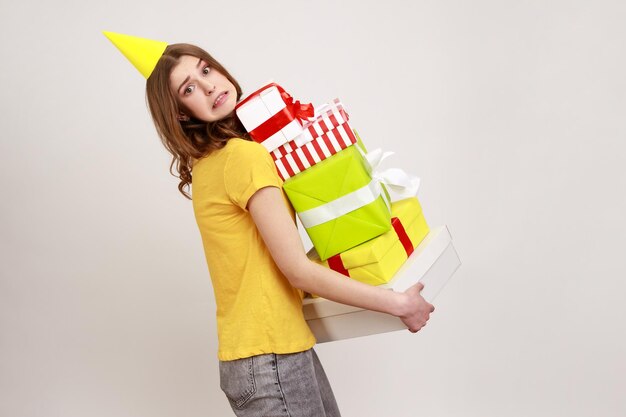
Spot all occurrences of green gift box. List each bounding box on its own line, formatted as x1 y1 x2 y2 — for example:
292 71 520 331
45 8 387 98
283 144 392 261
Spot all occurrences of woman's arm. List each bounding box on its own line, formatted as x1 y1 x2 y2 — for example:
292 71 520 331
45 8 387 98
248 186 434 332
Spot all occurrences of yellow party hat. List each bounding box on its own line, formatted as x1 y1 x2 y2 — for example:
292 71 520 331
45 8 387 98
103 31 168 79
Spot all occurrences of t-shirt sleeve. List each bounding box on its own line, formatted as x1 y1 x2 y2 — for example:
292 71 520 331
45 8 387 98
224 140 283 210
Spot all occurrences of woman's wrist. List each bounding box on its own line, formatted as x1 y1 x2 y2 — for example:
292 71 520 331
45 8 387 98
387 290 409 318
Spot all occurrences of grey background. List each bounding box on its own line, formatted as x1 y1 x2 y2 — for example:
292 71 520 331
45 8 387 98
1 0 625 416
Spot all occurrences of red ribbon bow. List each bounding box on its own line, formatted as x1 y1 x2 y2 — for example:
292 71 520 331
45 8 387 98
280 86 314 121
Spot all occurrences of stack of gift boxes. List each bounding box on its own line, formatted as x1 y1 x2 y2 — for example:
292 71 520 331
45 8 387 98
235 83 430 289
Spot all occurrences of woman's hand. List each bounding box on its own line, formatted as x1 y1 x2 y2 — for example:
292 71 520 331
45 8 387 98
397 282 435 333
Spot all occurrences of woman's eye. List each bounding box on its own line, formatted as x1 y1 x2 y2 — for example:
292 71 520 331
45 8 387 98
202 66 210 75
184 85 194 95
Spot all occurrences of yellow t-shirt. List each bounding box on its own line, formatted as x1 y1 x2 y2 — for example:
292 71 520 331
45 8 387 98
192 138 316 361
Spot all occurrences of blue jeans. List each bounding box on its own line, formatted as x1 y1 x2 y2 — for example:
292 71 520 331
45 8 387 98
219 348 341 417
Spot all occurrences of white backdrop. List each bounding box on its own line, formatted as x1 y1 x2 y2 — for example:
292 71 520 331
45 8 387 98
1 1 625 416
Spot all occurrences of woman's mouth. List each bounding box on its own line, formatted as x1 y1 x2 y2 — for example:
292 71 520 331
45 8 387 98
213 91 228 109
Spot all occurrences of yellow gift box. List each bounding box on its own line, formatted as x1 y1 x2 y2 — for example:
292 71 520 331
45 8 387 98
308 197 430 286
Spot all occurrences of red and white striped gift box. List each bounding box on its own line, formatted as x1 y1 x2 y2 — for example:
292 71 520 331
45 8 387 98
273 103 357 180
270 99 348 160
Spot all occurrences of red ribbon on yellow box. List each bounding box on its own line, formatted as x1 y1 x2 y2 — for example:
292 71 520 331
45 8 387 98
393 216 415 258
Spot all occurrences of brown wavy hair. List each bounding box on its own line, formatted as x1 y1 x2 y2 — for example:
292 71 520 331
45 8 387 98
146 43 249 199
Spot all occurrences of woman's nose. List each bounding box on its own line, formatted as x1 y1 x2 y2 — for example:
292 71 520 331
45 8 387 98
201 80 215 95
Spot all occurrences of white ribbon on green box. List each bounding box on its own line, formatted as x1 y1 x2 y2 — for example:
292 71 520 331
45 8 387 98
297 147 420 228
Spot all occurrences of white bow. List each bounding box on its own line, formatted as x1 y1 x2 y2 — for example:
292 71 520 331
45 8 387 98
362 148 421 200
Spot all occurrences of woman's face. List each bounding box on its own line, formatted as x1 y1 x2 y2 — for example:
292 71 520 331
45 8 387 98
169 55 237 122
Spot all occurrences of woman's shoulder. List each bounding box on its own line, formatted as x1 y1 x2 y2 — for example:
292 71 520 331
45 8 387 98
224 138 269 159
194 138 257 166
225 137 261 151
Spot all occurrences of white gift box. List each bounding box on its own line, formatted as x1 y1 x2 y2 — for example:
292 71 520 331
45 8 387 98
303 226 461 343
236 84 310 152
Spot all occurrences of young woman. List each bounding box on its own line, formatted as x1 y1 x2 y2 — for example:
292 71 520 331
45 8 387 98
145 43 435 417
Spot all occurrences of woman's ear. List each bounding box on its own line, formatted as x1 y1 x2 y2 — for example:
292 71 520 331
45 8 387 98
177 113 190 122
